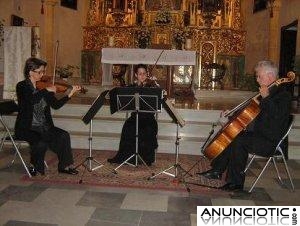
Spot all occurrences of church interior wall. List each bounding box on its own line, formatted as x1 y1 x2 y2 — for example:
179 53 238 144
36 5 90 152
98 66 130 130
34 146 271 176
1 0 299 83
242 0 300 76
0 0 85 78
54 0 85 76
242 0 269 75
279 0 300 53
279 0 300 75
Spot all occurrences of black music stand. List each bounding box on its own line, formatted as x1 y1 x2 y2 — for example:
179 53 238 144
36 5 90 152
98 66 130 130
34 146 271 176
148 98 191 181
109 87 162 171
75 90 114 179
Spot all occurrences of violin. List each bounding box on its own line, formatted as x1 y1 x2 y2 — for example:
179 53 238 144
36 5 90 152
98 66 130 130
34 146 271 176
37 40 87 94
36 76 87 94
142 77 159 88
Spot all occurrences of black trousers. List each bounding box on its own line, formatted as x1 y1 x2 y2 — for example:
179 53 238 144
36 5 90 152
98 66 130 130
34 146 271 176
211 132 254 186
18 126 74 171
110 113 158 165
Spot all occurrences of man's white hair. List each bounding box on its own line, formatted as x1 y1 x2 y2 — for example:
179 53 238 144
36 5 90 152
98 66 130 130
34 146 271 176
255 60 278 79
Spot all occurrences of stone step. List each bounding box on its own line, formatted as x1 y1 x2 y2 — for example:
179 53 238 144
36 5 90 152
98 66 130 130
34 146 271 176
1 104 300 159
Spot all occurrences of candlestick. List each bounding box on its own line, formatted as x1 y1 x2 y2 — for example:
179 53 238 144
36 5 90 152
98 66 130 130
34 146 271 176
185 38 192 50
108 36 115 47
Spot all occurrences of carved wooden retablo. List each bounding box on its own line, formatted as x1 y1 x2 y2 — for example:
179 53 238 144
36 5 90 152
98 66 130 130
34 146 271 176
83 0 245 92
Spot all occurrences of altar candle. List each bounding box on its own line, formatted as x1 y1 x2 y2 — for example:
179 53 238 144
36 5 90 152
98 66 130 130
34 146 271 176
32 26 41 58
185 38 192 50
33 26 40 38
108 36 114 47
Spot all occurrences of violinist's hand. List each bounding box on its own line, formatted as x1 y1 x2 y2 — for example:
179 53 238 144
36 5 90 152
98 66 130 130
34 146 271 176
68 85 81 98
163 89 167 96
259 85 269 98
46 85 57 93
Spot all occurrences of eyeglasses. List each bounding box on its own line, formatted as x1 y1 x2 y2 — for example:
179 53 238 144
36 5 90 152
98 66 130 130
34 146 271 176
33 70 46 75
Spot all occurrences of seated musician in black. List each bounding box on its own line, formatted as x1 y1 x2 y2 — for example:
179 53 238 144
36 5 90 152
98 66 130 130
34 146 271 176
107 64 158 166
198 60 292 191
15 57 81 176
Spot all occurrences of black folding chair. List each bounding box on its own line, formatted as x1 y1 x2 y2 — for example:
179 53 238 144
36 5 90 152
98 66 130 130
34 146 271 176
0 100 48 177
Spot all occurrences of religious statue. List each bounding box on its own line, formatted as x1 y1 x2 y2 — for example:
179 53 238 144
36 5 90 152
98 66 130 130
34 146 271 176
145 0 162 11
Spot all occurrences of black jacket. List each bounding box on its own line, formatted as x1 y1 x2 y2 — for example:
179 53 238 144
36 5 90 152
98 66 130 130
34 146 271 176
252 86 291 156
15 79 70 138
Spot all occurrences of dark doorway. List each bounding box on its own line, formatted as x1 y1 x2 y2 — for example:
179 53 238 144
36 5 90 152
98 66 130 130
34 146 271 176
279 20 297 77
279 20 298 160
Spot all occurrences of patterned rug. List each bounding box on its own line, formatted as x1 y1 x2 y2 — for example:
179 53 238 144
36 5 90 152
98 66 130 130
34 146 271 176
23 149 226 194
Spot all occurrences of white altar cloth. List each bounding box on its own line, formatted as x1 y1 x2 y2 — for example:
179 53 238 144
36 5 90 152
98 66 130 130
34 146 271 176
101 48 196 85
102 48 196 65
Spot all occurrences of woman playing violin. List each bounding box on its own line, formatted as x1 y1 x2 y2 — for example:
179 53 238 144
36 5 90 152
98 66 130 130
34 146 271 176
14 57 81 176
107 64 159 166
198 60 292 191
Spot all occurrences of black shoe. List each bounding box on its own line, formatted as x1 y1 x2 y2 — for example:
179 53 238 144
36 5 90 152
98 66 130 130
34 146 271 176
29 166 45 176
197 169 222 180
28 166 37 176
58 167 79 175
219 183 243 191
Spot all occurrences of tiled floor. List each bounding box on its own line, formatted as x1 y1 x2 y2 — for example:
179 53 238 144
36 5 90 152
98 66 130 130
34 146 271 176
0 92 299 225
0 149 299 226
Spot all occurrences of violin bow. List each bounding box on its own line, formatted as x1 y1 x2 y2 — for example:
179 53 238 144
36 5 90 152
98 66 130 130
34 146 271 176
148 49 164 77
52 40 59 85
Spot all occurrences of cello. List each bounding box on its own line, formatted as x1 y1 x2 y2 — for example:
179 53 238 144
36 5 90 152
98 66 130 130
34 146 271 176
202 71 295 160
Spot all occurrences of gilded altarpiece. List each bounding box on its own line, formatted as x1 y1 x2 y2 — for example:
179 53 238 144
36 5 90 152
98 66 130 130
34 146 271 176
82 0 245 93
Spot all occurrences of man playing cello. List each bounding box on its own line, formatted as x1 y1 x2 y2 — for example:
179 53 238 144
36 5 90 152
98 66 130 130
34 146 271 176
198 60 292 191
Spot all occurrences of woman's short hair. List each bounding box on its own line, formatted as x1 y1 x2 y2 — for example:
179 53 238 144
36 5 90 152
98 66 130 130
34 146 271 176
24 57 47 79
254 60 278 79
134 64 148 74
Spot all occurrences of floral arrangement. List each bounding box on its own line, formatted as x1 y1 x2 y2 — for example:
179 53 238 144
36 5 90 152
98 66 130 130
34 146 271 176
155 10 171 24
173 30 186 44
135 29 151 48
173 28 192 49
56 64 79 78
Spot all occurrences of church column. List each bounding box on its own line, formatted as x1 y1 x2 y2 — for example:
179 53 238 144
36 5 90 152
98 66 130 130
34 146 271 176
138 0 145 11
268 0 281 65
43 0 59 76
125 0 128 12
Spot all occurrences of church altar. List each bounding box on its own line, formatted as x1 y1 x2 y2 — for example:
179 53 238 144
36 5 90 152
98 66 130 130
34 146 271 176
101 48 196 95
102 48 196 65
82 0 246 93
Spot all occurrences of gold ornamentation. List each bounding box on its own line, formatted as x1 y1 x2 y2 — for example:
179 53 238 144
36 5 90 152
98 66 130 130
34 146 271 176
135 28 151 48
83 0 246 88
200 42 215 88
155 10 171 24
